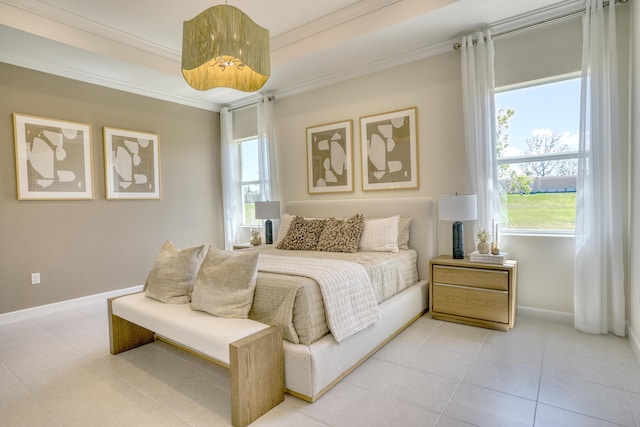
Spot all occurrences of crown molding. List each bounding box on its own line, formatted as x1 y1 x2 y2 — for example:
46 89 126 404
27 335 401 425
271 0 400 51
0 49 220 111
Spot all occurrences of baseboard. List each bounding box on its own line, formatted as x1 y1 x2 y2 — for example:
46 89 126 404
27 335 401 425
0 285 144 326
517 305 574 325
629 326 640 364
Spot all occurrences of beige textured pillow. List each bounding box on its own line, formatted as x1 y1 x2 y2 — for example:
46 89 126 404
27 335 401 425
144 241 206 304
190 246 259 318
276 216 326 250
316 214 364 253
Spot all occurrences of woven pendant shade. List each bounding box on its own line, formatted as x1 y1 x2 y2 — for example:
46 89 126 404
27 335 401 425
181 5 270 92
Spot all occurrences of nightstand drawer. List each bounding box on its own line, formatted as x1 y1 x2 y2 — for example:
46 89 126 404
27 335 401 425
432 284 509 323
432 265 508 291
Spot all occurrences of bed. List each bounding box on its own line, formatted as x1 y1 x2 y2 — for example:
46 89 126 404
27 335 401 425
256 197 437 401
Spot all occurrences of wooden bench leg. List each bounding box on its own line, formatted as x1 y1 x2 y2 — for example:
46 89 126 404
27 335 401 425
108 297 155 355
229 326 284 427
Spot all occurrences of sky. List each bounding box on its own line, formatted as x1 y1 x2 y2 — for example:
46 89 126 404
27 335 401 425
495 77 581 157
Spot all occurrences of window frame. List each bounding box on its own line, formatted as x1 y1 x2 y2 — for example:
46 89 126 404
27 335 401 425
235 136 263 227
495 74 581 236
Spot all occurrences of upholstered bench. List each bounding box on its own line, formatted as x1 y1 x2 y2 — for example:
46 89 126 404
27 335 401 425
108 292 283 427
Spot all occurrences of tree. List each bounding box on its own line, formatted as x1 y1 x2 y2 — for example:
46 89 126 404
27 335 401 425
521 132 576 177
496 108 515 182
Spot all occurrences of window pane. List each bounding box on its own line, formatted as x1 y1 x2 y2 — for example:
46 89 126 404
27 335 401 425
242 183 260 225
499 159 576 230
240 139 260 183
496 77 580 232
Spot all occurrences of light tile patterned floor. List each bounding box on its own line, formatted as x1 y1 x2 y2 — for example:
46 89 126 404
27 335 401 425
1 300 639 426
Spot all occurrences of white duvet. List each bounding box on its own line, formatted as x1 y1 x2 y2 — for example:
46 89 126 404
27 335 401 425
258 253 381 342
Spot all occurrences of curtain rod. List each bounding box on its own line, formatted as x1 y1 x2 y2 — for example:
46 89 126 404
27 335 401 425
452 0 629 50
228 95 276 112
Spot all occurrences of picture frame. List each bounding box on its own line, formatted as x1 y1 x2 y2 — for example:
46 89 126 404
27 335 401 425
360 107 418 191
13 113 94 200
103 127 160 200
306 120 353 194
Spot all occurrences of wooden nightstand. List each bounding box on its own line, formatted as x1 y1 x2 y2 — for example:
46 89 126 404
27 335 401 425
429 255 518 331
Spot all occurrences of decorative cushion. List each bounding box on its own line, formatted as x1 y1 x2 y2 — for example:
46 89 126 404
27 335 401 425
359 216 400 253
190 246 260 318
316 214 364 253
276 216 326 250
398 217 412 249
275 213 295 245
144 241 206 304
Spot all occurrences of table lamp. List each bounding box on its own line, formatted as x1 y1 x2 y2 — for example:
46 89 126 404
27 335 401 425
438 194 477 259
255 201 280 244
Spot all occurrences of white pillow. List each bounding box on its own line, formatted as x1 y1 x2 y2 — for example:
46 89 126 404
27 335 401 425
398 217 412 249
359 216 400 253
275 213 294 245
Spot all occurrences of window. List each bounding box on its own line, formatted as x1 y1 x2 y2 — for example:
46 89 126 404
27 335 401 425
495 76 580 232
237 137 262 226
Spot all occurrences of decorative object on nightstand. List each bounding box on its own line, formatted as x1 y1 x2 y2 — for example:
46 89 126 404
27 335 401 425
429 255 518 331
255 201 280 244
491 219 501 255
438 194 477 259
476 228 490 254
250 228 261 246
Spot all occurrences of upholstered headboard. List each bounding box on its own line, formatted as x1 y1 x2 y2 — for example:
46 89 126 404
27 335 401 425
284 197 437 281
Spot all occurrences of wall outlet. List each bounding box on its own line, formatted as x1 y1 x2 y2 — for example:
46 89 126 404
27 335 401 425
31 273 40 285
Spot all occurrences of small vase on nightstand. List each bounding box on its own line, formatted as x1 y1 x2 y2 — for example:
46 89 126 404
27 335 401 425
477 240 491 254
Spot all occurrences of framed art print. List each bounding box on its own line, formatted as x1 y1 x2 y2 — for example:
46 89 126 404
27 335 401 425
306 120 353 194
103 127 160 199
360 107 418 191
13 113 94 200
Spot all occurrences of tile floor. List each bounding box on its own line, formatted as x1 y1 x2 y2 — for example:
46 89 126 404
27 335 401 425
1 300 640 426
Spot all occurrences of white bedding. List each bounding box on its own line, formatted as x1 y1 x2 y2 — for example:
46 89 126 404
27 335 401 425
258 253 380 342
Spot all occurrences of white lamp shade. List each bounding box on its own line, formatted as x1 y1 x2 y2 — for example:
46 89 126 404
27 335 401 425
255 201 280 219
438 194 477 221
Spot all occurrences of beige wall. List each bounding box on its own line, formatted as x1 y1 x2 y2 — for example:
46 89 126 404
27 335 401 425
0 63 223 314
272 11 631 317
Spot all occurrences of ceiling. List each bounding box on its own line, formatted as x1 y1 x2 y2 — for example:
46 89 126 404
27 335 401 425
0 0 583 111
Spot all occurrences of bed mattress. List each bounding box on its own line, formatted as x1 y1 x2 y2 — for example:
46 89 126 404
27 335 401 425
247 247 418 345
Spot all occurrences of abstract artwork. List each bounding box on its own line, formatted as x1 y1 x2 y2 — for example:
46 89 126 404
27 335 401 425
13 113 94 200
306 120 353 194
103 127 160 199
360 107 418 191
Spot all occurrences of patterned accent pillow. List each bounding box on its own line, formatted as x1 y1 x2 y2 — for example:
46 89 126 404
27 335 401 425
144 241 206 303
276 216 326 250
316 214 364 253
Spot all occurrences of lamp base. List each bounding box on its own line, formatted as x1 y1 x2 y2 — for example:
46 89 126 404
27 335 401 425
452 221 464 259
265 219 273 244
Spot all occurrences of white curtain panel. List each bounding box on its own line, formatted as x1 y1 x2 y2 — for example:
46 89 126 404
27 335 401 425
574 0 626 336
460 30 500 235
257 95 281 237
220 108 239 250
257 95 280 203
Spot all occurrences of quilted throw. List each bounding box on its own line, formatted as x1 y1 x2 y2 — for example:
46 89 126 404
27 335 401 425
258 254 381 342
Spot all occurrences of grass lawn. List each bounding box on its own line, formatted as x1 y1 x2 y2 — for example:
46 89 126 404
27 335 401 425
503 192 576 230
